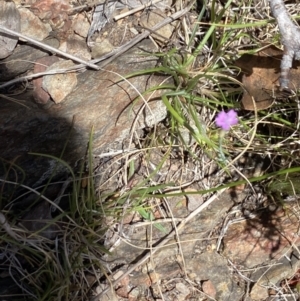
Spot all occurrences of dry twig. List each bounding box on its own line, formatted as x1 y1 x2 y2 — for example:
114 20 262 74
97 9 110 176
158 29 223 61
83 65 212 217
269 0 300 88
0 25 100 70
114 0 164 21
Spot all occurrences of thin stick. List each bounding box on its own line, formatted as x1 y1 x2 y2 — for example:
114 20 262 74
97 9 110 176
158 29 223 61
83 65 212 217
0 67 84 90
0 25 100 70
114 0 163 21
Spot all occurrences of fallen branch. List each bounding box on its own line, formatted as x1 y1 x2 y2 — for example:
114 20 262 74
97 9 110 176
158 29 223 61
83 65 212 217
269 0 300 88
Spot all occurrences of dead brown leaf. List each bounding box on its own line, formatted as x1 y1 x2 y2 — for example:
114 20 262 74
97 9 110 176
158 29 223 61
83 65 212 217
235 45 300 110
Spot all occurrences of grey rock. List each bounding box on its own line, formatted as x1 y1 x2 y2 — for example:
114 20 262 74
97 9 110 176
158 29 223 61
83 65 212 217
186 251 243 301
0 37 59 81
139 9 176 45
19 7 51 41
0 1 20 59
0 40 167 190
43 60 78 103
250 254 300 301
59 36 91 61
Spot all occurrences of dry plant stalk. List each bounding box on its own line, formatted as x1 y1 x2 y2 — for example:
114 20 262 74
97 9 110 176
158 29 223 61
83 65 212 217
114 0 164 21
269 0 300 88
0 25 100 70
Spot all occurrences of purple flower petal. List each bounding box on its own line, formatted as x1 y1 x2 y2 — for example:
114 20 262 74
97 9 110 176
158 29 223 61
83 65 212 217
215 109 238 131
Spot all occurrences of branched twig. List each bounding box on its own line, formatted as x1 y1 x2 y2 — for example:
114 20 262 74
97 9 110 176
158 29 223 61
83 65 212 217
0 25 100 70
269 0 300 88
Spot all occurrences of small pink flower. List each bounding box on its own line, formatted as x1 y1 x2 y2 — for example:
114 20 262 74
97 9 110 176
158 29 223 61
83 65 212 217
215 109 238 131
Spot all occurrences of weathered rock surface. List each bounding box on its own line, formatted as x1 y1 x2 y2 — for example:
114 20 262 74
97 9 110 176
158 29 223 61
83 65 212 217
30 0 71 36
139 9 176 45
72 14 90 38
0 37 59 80
223 204 300 300
91 37 115 58
0 1 20 59
0 40 167 190
43 60 77 103
103 190 245 301
59 36 91 61
103 189 300 301
250 254 300 300
32 55 59 103
19 7 51 41
223 205 300 266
